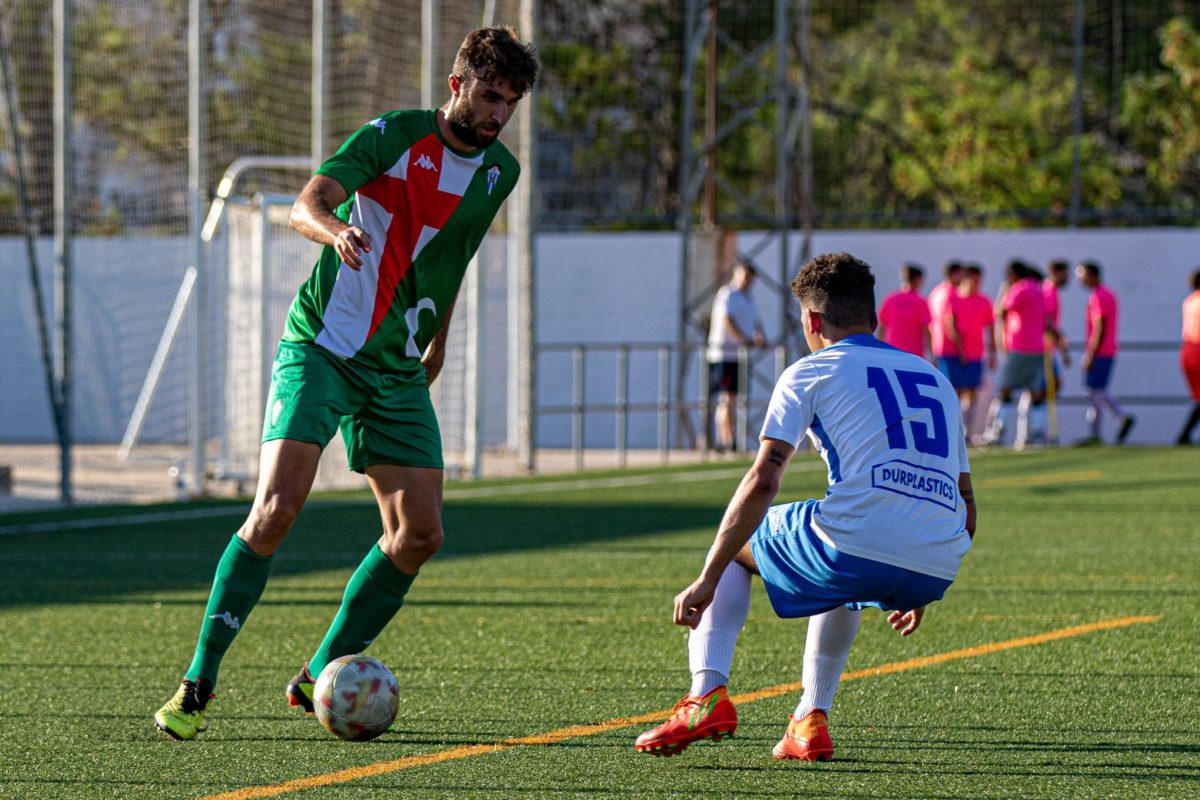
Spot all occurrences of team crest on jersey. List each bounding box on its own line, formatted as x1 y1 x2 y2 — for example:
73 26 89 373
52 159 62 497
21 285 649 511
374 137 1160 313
369 117 386 134
486 165 501 195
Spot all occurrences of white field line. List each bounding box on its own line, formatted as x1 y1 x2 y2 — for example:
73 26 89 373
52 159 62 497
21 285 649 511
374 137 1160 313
0 463 823 537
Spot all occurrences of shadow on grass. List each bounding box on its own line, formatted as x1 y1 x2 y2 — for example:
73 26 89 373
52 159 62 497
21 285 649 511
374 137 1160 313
0 497 724 609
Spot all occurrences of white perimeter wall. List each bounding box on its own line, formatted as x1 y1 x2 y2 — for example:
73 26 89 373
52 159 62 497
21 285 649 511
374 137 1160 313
2 228 1196 450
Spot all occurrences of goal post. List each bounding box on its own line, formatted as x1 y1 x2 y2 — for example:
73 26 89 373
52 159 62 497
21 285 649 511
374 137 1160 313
220 196 487 491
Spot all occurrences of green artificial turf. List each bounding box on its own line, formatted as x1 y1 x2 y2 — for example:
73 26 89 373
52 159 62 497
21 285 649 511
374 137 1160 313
0 447 1196 798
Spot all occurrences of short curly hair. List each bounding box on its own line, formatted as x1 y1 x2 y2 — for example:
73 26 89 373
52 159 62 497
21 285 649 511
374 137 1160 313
790 252 877 329
452 26 540 97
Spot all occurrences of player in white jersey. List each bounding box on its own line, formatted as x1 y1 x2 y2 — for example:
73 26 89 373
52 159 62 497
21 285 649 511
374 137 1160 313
635 252 976 761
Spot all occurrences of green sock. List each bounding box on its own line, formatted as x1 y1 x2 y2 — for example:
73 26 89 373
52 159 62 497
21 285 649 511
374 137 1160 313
185 535 273 688
307 545 416 678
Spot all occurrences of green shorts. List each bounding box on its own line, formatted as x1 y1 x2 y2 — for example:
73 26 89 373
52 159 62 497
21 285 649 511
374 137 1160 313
262 340 443 471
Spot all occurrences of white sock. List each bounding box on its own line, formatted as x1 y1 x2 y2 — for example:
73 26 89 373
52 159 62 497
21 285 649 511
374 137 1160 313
688 561 752 696
793 605 861 719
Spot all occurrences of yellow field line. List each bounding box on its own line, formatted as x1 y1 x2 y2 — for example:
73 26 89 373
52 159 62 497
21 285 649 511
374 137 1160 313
199 614 1158 800
977 469 1104 489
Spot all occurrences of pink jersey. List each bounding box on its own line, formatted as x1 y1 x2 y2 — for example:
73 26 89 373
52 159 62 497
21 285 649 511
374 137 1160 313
953 292 994 361
927 281 962 357
1184 290 1200 345
878 288 931 356
1086 284 1119 357
1042 279 1061 328
1002 277 1047 355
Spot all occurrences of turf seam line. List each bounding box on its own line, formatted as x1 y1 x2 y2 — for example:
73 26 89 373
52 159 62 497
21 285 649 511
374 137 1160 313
196 614 1159 800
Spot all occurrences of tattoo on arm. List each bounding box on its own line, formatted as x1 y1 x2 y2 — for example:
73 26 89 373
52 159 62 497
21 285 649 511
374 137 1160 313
768 448 787 467
960 486 974 503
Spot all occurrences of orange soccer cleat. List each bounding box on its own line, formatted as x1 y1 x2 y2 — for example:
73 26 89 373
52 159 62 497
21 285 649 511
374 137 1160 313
634 686 738 756
772 709 835 761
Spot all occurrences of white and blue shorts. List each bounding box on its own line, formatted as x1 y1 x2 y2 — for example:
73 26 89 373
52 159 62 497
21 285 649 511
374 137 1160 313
749 499 953 619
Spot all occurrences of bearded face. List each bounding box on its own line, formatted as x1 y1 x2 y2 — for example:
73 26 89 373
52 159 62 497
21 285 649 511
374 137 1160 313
444 74 521 149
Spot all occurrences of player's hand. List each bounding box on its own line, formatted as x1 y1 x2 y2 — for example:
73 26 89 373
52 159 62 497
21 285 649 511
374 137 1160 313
887 607 924 636
674 577 718 629
1062 350 1072 367
334 226 372 270
1081 353 1094 372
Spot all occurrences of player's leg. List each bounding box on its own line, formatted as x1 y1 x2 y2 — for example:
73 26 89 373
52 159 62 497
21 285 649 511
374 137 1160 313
290 466 442 711
773 605 860 761
634 555 747 756
156 439 322 739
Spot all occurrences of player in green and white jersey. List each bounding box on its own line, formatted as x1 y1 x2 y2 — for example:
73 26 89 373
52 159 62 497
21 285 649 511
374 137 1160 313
155 27 539 740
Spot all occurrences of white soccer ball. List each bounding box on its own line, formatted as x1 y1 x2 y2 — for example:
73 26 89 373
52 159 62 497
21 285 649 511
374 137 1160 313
313 654 399 741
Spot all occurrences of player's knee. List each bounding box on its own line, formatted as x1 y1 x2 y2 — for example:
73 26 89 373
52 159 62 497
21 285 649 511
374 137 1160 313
241 495 303 553
395 523 444 562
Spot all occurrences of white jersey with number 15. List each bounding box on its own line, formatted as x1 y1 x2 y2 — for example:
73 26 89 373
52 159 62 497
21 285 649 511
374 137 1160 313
761 334 972 581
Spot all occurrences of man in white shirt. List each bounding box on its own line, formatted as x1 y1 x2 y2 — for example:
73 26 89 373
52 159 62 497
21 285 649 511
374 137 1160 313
706 260 767 452
636 252 976 762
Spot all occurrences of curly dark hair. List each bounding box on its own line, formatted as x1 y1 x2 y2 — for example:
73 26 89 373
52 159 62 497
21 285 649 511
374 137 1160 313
790 252 877 329
452 26 540 97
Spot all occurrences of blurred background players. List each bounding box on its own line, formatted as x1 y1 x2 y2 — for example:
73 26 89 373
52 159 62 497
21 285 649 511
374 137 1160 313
1038 260 1072 443
982 260 1047 447
877 263 932 358
947 264 996 436
706 259 766 452
1076 261 1135 445
1177 269 1200 445
928 261 965 374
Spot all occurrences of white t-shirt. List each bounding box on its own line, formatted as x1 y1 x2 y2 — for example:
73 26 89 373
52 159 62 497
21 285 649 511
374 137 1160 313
761 334 972 580
707 285 762 363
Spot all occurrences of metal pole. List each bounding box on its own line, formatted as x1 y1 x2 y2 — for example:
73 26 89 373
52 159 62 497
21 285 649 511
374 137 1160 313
257 199 273 421
572 346 584 472
616 346 628 469
465 257 484 479
776 0 791 355
703 0 717 230
421 0 439 110
509 0 538 471
312 0 329 168
53 0 73 502
658 346 670 464
1070 0 1084 227
189 0 208 496
736 346 749 453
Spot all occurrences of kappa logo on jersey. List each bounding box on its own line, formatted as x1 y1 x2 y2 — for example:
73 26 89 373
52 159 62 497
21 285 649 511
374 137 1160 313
208 611 241 631
414 153 438 172
486 165 501 195
369 117 387 135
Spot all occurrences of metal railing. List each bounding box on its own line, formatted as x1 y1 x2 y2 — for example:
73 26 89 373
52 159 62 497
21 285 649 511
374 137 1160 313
534 339 1193 470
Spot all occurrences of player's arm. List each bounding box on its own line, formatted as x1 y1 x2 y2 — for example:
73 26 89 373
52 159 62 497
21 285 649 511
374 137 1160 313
674 437 795 629
421 299 456 386
1082 314 1105 371
290 174 373 270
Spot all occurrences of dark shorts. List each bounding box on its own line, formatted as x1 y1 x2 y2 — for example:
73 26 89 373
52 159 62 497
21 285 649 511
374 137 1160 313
708 361 744 395
749 499 953 619
1085 356 1115 390
262 340 443 471
938 357 983 390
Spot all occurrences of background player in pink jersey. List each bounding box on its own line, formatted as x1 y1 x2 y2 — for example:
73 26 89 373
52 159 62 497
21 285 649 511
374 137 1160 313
982 260 1047 447
928 260 966 373
877 263 932 358
947 264 995 434
1175 269 1200 444
1076 261 1135 445
154 27 540 741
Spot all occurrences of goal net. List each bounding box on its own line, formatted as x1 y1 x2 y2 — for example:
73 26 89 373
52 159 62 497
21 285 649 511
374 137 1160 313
221 197 484 492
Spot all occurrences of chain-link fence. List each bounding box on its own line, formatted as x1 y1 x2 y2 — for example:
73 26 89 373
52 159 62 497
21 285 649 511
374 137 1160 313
2 0 1197 505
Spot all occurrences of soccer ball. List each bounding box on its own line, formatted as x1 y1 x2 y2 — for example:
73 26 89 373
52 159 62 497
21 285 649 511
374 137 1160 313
313 654 399 741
